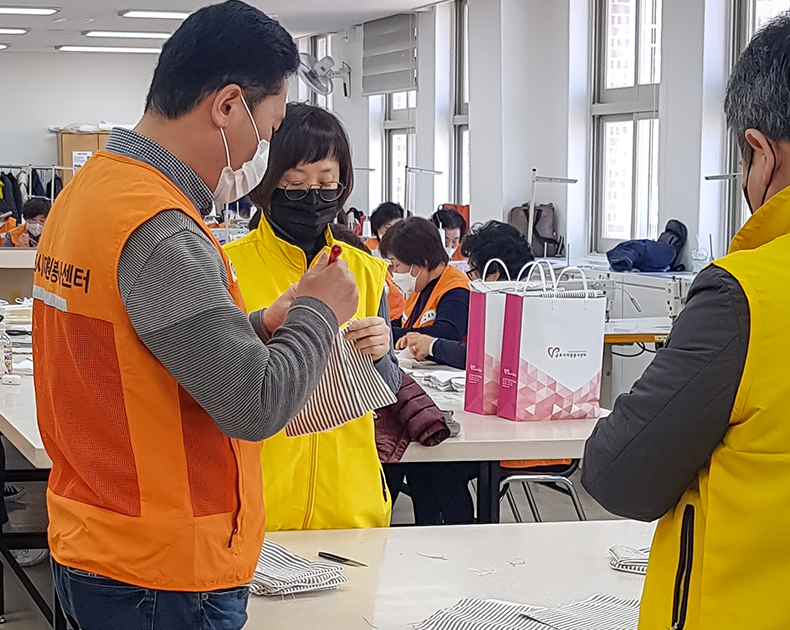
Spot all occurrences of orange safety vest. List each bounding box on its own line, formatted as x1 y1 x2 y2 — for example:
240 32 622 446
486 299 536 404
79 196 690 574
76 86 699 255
0 217 16 237
32 151 265 591
451 246 466 262
365 237 380 252
402 264 470 329
385 274 406 321
7 224 26 247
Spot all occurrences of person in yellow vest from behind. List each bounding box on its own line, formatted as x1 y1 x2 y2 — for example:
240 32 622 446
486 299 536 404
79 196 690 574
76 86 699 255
583 14 790 630
224 103 400 531
31 4 360 629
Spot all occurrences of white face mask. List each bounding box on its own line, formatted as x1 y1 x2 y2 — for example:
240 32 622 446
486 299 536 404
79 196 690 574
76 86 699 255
26 222 43 237
213 95 270 206
392 266 420 298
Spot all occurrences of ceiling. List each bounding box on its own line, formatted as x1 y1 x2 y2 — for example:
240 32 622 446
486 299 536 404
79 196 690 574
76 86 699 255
0 0 428 53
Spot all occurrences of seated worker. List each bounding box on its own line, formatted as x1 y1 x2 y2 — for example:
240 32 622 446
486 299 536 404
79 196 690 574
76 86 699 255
380 217 470 346
3 199 49 248
224 102 401 531
402 220 534 370
431 207 468 260
367 201 405 252
583 17 790 629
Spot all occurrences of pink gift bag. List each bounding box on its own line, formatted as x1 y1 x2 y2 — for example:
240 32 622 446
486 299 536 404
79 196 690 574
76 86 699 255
498 266 606 422
464 259 516 415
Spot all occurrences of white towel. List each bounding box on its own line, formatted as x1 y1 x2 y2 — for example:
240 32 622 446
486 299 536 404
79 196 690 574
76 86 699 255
608 546 650 575
285 322 397 437
249 540 348 597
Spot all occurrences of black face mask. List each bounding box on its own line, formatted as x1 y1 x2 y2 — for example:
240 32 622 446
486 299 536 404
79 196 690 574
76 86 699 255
269 189 338 246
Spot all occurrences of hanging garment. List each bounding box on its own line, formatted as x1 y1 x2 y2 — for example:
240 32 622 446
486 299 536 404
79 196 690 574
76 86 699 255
30 170 45 197
15 170 29 204
0 174 18 221
46 175 63 200
6 173 23 220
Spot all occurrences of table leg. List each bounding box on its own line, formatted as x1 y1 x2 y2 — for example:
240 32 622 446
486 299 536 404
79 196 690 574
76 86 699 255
477 461 500 524
53 589 67 630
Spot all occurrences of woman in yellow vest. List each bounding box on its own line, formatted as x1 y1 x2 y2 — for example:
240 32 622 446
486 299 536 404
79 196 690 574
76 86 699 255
224 103 400 531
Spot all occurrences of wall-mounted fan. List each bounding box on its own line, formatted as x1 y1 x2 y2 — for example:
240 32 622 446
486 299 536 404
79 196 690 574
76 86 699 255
298 53 351 98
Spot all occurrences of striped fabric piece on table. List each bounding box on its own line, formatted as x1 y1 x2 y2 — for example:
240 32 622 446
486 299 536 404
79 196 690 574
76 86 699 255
286 322 397 437
413 599 547 630
249 540 348 597
414 594 640 630
608 546 650 575
525 594 640 630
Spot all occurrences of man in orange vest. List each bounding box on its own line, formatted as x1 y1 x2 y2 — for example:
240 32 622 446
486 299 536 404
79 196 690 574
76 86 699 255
32 2 358 629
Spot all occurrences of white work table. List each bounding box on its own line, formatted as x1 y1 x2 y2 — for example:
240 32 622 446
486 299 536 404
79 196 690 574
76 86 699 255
250 519 655 630
604 317 672 345
0 376 50 468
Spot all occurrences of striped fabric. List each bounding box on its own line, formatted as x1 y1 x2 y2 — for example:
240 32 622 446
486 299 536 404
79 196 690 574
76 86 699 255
285 321 397 437
609 546 650 575
415 594 640 630
249 539 347 597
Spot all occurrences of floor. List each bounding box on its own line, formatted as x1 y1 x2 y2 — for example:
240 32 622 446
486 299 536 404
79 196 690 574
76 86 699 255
0 443 618 630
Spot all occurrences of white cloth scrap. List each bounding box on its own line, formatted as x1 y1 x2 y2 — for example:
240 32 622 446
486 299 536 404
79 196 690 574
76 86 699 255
608 546 650 575
414 594 640 630
249 540 348 597
285 321 397 437
411 370 466 392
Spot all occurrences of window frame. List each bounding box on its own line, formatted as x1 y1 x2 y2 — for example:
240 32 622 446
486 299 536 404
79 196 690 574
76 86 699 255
590 0 662 253
453 0 470 205
384 92 417 205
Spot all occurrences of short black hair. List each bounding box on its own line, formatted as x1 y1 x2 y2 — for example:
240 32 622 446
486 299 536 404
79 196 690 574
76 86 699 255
461 221 534 278
370 202 405 238
145 0 299 119
431 208 467 237
22 198 50 222
379 217 449 270
250 102 354 215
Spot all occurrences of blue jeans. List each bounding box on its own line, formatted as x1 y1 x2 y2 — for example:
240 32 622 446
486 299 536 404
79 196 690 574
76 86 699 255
52 560 249 630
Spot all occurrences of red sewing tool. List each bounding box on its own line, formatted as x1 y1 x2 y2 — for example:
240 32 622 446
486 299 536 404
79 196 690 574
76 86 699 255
328 244 343 264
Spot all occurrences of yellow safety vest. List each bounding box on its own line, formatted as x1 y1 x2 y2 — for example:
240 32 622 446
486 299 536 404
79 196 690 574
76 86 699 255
224 217 392 531
639 185 790 629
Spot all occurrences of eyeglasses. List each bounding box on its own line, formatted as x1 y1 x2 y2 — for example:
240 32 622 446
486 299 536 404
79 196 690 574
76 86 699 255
466 267 481 280
284 182 346 203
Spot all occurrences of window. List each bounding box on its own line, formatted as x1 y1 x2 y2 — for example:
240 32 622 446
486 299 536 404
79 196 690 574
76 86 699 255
726 0 790 238
385 91 416 206
592 0 662 252
453 0 470 205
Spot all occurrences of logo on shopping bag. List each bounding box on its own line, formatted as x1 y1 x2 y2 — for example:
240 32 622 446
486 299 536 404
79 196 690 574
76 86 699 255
547 347 587 359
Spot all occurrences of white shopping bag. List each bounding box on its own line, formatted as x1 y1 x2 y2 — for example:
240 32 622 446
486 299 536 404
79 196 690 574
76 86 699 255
498 266 606 421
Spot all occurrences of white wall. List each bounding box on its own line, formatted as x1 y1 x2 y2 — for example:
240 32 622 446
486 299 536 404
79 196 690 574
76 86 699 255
329 27 374 214
0 52 156 165
467 0 582 253
656 0 729 264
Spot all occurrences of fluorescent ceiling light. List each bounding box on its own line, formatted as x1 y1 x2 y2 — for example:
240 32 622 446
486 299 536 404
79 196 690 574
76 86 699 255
85 30 170 39
120 10 190 20
0 27 26 34
0 44 7 49
57 45 160 54
0 7 57 16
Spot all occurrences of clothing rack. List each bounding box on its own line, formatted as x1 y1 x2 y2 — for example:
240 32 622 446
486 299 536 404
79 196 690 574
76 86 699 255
0 163 75 204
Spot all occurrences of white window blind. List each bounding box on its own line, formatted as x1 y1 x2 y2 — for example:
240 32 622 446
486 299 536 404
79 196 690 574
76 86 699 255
362 13 418 96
